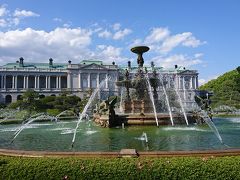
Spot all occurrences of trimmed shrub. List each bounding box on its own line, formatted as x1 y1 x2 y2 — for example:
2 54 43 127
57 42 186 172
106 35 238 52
0 156 240 179
47 109 61 116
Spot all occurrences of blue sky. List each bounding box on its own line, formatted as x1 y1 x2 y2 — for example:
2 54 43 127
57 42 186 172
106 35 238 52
0 0 239 84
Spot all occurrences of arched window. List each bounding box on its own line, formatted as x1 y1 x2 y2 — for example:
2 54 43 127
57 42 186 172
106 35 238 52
39 94 45 99
5 95 12 104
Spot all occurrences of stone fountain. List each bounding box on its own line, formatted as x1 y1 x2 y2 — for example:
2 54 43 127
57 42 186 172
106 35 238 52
93 46 201 127
0 47 228 151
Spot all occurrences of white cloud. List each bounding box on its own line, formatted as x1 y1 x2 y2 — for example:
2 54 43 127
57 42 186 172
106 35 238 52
98 30 112 39
99 45 121 57
63 23 71 28
194 53 203 58
112 23 121 31
0 19 7 27
11 18 20 26
0 27 92 63
0 27 130 65
13 9 39 17
199 74 220 85
98 24 132 40
113 28 132 40
145 27 170 44
128 38 143 48
53 18 62 22
0 5 7 17
151 54 203 68
160 32 191 53
0 6 39 28
182 35 203 47
94 45 131 64
159 32 204 53
141 27 205 54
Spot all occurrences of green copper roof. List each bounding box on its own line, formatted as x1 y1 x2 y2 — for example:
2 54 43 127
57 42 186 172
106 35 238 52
80 60 103 65
118 65 189 73
3 63 67 69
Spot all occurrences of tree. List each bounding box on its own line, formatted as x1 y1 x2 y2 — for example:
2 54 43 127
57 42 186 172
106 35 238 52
199 68 240 109
21 90 41 113
237 66 240 74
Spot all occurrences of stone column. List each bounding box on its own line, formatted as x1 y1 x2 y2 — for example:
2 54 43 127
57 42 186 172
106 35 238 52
88 73 91 88
26 76 29 89
178 76 181 89
106 74 108 89
182 76 185 89
196 76 198 88
15 76 17 89
175 75 178 89
183 76 186 100
79 73 81 89
192 76 196 89
190 76 193 89
97 73 100 88
45 76 48 89
48 76 51 89
3 75 6 89
67 73 72 89
23 76 26 89
0 75 2 89
12 76 15 89
56 76 59 89
167 76 170 88
59 76 61 89
34 76 37 89
37 76 40 89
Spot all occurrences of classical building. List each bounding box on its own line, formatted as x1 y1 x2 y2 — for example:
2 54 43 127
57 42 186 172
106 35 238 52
0 58 119 104
0 58 198 106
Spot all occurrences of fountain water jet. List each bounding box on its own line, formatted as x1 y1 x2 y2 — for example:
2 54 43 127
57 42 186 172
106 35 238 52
55 110 77 121
199 110 223 144
12 113 57 142
174 83 189 125
142 132 148 143
71 77 109 148
0 45 235 152
119 88 124 113
94 46 202 127
145 72 159 127
158 73 174 126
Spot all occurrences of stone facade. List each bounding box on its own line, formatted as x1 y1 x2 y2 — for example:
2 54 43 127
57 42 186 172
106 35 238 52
0 58 198 106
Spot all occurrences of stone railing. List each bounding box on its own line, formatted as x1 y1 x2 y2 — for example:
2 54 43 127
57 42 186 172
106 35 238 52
0 67 67 73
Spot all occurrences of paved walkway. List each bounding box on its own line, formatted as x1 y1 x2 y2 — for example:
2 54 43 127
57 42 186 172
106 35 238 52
1 148 240 158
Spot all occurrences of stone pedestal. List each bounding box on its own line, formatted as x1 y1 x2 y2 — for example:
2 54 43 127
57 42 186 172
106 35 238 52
123 100 153 114
123 100 132 113
119 149 138 157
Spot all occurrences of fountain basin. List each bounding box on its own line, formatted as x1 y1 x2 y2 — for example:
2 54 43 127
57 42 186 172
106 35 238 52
131 46 150 54
1 117 240 152
94 113 199 127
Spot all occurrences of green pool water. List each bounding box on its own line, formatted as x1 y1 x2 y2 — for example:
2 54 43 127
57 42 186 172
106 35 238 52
0 117 240 152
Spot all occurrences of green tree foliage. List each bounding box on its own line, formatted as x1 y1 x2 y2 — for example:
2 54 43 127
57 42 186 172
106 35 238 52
8 90 42 113
236 66 240 74
8 90 85 115
199 67 240 108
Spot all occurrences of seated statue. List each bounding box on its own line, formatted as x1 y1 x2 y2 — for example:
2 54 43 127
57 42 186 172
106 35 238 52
97 96 117 116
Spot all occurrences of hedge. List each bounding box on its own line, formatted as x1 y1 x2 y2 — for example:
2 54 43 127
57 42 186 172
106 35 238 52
0 156 240 179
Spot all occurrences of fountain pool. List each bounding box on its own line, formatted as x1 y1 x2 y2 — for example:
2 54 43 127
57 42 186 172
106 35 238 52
0 117 240 152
